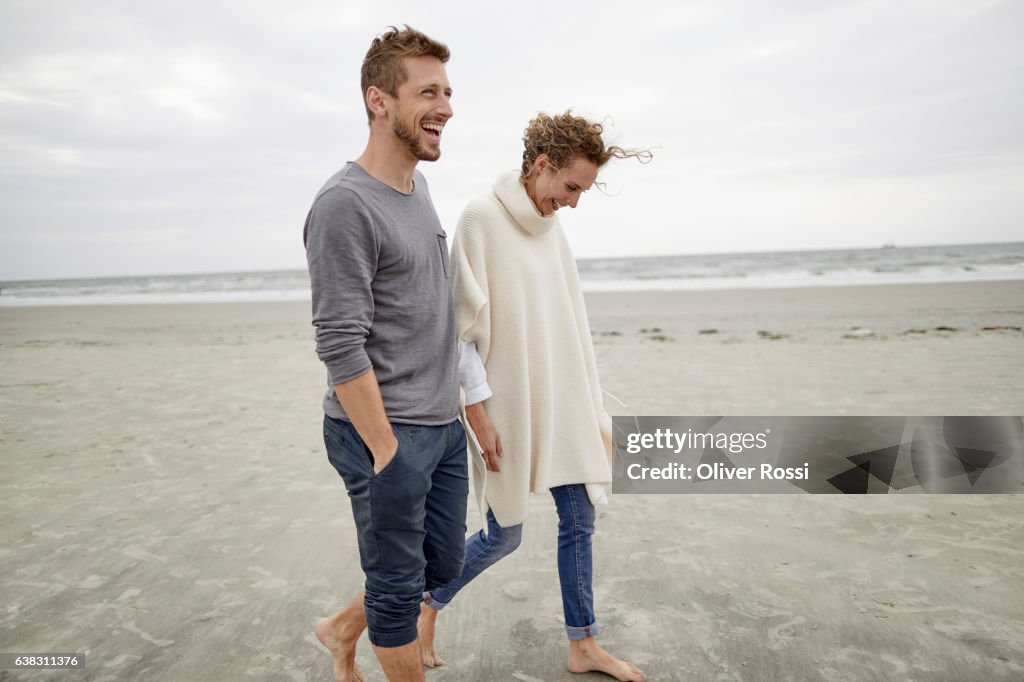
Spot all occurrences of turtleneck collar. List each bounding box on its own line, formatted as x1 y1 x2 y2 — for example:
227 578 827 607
492 170 557 236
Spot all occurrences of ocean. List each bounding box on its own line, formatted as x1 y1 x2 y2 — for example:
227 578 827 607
1 242 1021 307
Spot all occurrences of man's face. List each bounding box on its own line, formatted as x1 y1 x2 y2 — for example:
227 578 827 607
388 56 453 162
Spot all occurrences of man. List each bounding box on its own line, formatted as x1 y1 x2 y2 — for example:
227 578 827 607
303 26 466 682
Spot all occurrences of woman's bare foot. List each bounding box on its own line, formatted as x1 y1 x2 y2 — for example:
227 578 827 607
417 601 445 667
567 637 646 682
314 597 366 682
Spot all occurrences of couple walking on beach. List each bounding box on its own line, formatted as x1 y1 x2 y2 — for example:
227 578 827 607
303 26 649 682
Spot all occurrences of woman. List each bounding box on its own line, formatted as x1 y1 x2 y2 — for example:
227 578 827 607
419 111 650 681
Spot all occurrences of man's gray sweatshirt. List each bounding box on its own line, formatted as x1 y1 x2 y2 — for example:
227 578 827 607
303 162 459 425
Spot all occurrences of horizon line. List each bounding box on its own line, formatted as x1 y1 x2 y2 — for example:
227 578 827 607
2 238 1021 286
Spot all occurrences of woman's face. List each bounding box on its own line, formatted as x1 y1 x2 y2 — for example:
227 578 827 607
525 155 599 216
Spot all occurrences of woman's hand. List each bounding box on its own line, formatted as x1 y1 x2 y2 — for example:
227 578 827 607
466 402 503 472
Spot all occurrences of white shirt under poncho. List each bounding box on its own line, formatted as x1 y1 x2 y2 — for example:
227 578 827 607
450 170 614 528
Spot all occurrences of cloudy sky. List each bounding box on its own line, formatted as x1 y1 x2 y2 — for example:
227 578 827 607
1 0 1021 281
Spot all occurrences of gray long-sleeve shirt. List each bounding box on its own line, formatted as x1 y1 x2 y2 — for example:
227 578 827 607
303 162 459 425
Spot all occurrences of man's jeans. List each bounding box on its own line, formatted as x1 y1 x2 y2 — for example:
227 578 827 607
324 415 468 648
426 483 599 640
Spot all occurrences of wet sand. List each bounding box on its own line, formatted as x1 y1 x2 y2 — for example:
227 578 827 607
1 280 1022 681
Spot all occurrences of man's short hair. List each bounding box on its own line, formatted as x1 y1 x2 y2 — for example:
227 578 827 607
361 26 450 122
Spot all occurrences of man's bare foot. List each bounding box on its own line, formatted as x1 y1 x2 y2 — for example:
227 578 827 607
315 616 365 682
567 637 646 682
315 597 367 682
417 601 445 667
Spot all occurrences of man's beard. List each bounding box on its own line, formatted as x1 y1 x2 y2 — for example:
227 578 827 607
392 116 440 162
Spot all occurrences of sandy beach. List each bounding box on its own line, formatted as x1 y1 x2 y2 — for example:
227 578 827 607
1 280 1022 681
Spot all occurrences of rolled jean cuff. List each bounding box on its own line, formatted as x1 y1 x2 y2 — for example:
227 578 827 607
367 622 419 649
422 591 450 611
565 621 600 640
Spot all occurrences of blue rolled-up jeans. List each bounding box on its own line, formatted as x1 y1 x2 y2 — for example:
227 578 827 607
323 415 469 648
426 483 598 640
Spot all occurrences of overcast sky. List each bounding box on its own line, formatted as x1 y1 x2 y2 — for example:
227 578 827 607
1 0 1021 281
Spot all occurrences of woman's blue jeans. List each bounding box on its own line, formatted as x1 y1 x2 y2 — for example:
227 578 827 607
425 483 599 640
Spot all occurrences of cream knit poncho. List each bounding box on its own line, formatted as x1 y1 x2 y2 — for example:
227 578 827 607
450 170 614 528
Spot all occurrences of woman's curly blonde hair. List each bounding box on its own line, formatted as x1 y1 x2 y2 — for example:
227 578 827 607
520 110 652 179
